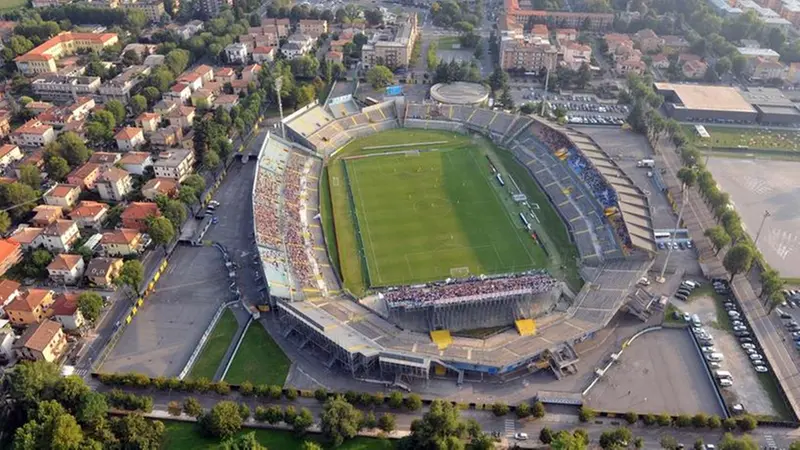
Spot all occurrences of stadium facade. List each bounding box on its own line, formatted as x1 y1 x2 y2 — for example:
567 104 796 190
251 94 656 383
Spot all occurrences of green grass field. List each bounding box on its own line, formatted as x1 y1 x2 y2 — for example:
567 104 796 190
684 125 800 151
0 0 26 11
161 421 396 449
225 322 290 386
324 129 580 295
187 309 238 380
437 36 462 50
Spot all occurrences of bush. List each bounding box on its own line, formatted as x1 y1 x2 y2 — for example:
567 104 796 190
239 381 254 396
675 414 691 427
362 411 377 429
254 406 269 422
539 427 553 444
238 403 251 421
492 402 509 416
199 401 242 439
532 401 545 418
359 392 373 406
153 376 168 390
214 381 231 395
372 393 385 406
737 415 757 432
265 405 283 424
285 388 298 401
405 394 422 411
516 402 530 418
194 377 211 393
167 400 181 416
692 413 708 428
624 412 638 424
642 414 656 426
578 406 596 422
345 391 359 404
183 397 203 417
314 388 328 402
707 415 721 429
388 392 403 409
255 384 271 397
573 429 589 445
268 385 282 400
106 389 153 412
722 418 737 431
284 405 297 425
657 413 672 427
167 378 181 390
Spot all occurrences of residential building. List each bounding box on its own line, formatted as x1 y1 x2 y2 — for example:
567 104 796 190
18 150 45 176
0 279 22 310
330 38 350 53
177 72 203 92
88 151 121 169
101 229 144 256
241 64 261 82
752 56 786 79
15 32 119 75
69 201 108 229
298 19 328 37
282 34 315 59
215 67 235 84
0 144 23 167
0 331 14 363
5 289 55 326
164 83 192 104
240 32 279 50
136 112 161 133
99 65 151 103
617 58 646 75
0 110 11 139
361 15 418 70
96 168 133 201
561 42 591 70
47 254 85 285
142 177 179 200
504 0 613 30
253 46 276 64
67 162 101 190
43 184 80 209
10 119 55 148
175 20 204 40
214 94 239 111
737 46 781 65
40 220 79 252
191 88 215 107
531 24 549 39
153 150 195 181
555 28 578 43
26 101 54 115
195 0 232 19
633 29 663 53
661 35 690 52
9 227 43 250
150 126 184 150
144 54 165 67
121 202 160 231
49 292 85 331
115 127 145 151
14 320 67 363
119 152 153 175
325 51 344 64
31 205 63 227
650 53 670 69
0 239 21 277
166 106 195 129
121 0 165 22
230 79 250 95
260 18 290 38
500 36 558 71
194 64 214 83
788 61 800 84
85 257 123 287
225 43 248 64
31 74 101 101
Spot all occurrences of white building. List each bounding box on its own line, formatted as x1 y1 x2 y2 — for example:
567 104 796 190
225 43 249 64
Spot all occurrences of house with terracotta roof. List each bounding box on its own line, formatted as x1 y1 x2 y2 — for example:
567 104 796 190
40 219 79 252
101 229 144 256
0 144 23 167
194 64 214 83
164 82 192 103
682 59 708 79
230 79 250 95
85 257 123 287
31 205 64 227
325 51 343 64
0 279 22 309
215 67 235 84
214 95 240 111
0 110 12 139
191 88 215 108
26 101 54 116
50 292 85 330
43 184 80 209
121 202 160 231
633 29 663 53
88 151 122 169
150 126 184 150
650 53 669 69
14 32 119 75
68 201 108 230
9 226 43 250
119 152 153 175
253 46 276 64
142 177 179 200
115 127 145 151
67 162 101 191
14 320 67 362
5 288 54 325
136 112 161 133
10 119 55 148
96 168 133 202
167 106 195 129
47 254 85 285
177 71 203 91
17 150 45 176
241 64 261 82
0 239 22 277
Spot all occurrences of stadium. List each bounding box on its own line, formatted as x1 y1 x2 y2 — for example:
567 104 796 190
250 93 657 383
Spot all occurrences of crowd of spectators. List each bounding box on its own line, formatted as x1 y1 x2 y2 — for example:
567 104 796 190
254 166 281 248
382 272 556 306
282 153 316 289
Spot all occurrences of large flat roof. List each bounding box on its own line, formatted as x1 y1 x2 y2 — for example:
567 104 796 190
654 83 757 114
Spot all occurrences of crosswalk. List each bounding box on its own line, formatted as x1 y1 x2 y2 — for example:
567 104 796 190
504 419 515 437
764 434 777 449
75 368 90 378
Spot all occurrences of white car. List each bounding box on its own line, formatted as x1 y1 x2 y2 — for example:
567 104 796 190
733 326 748 332
728 311 741 317
701 346 718 353
741 343 756 350
709 362 721 369
745 348 757 355
732 321 744 327
514 433 529 441
749 353 763 360
755 366 768 373
719 378 733 387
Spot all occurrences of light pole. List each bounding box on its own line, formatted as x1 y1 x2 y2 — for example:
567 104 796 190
754 210 771 246
274 76 285 139
657 185 688 283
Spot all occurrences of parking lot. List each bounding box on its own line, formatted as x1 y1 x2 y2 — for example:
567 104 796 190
101 245 230 377
515 90 628 125
676 280 779 416
585 327 724 416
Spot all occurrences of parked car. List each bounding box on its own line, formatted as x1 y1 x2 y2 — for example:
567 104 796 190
514 433 529 441
755 366 768 373
742 343 756 350
749 353 763 360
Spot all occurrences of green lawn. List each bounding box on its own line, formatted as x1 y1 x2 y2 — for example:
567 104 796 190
437 36 462 50
684 125 800 151
161 421 396 449
0 0 26 11
324 128 580 294
225 322 290 386
188 309 239 380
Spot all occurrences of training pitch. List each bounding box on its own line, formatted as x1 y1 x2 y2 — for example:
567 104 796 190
326 129 554 292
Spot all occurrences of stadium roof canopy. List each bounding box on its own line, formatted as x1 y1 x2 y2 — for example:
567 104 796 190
653 82 757 113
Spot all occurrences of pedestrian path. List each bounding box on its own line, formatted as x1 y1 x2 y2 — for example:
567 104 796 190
505 419 516 437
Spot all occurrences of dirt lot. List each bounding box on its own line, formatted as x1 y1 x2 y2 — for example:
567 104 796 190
677 289 778 416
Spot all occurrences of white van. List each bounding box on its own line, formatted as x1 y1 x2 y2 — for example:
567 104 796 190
714 370 732 380
691 314 701 327
707 352 724 361
682 280 700 290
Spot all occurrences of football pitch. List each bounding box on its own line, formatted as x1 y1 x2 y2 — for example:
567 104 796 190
324 129 577 295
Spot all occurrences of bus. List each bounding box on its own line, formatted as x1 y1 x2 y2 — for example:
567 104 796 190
654 231 671 240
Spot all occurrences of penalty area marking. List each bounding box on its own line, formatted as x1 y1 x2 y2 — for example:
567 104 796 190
450 266 470 278
361 141 449 150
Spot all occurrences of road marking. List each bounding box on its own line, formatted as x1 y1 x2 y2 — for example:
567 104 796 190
504 419 515 437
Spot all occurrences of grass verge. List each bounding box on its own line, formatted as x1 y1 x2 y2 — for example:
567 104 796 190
161 421 396 449
756 372 794 421
225 322 290 386
188 309 238 380
0 0 26 11
437 36 461 49
683 125 800 151
664 303 685 325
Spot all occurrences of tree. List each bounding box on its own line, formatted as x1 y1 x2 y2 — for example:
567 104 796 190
58 131 92 166
540 427 554 444
105 99 126 124
736 415 757 432
407 400 471 449
147 216 175 248
165 48 191 75
708 415 722 429
578 406 596 422
492 402 509 416
130 95 148 116
77 391 107 432
364 8 384 25
719 432 758 450
516 402 530 418
532 400 546 418
45 155 70 182
183 397 203 417
599 427 632 449
723 243 756 281
388 392 403 409
301 442 323 450
677 167 697 188
156 195 187 230
321 397 362 446
200 401 243 439
182 174 206 193
499 87 514 109
0 211 10 234
366 65 394 89
661 435 679 450
77 292 104 324
293 408 314 435
551 430 588 450
219 432 267 450
405 393 422 411
115 260 144 294
110 413 165 449
18 164 41 189
760 268 784 300
705 226 731 255
378 413 396 434
122 49 142 66
14 400 85 450
692 413 708 428
142 86 161 104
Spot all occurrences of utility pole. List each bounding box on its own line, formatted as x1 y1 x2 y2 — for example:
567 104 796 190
754 210 771 246
658 185 688 283
540 58 552 117
274 76 285 139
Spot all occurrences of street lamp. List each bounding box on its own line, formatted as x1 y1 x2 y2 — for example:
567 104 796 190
754 210 771 246
274 76 285 139
657 185 688 283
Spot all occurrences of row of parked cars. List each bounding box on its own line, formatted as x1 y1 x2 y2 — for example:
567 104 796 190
657 240 693 251
566 115 625 126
